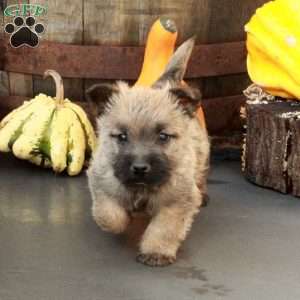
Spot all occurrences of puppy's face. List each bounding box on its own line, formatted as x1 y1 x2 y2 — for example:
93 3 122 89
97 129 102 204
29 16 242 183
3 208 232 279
96 83 200 189
86 37 201 190
111 123 172 187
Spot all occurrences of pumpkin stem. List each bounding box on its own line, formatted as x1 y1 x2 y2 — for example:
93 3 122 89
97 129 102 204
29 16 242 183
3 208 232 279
44 69 64 105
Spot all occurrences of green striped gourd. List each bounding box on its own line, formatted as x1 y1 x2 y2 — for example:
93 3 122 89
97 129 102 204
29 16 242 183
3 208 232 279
0 70 96 176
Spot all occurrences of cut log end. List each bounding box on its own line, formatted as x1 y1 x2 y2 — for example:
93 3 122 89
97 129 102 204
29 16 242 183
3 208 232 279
243 85 300 197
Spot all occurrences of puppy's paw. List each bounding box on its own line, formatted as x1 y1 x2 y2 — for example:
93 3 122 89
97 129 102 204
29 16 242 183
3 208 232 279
92 201 130 234
136 253 176 267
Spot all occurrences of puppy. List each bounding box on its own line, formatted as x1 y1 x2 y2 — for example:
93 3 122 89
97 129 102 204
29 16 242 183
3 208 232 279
86 38 210 266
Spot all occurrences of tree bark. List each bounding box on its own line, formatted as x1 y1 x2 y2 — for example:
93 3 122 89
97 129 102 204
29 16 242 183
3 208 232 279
244 96 300 197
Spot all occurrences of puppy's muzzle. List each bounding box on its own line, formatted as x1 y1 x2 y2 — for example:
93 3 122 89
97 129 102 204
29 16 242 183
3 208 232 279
113 152 171 187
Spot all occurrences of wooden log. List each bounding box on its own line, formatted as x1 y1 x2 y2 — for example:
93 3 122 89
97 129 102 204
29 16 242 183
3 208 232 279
243 87 300 197
288 118 300 196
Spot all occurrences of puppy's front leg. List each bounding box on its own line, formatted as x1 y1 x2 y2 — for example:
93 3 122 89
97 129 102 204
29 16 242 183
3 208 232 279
92 198 130 234
137 202 199 267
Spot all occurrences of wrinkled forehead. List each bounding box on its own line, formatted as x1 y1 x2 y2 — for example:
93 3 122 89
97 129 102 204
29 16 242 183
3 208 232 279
106 87 184 134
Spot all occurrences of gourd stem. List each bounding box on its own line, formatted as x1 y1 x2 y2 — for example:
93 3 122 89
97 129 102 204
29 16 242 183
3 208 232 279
159 17 177 33
43 69 64 105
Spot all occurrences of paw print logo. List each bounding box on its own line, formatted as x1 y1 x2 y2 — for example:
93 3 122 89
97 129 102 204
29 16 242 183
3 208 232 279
4 16 45 48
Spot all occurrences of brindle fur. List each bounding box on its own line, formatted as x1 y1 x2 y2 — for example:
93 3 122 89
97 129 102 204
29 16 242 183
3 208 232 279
87 38 210 267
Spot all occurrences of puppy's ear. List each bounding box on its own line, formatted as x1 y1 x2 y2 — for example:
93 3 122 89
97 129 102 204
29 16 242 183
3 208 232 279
85 83 119 116
153 37 195 88
153 37 201 117
170 85 202 117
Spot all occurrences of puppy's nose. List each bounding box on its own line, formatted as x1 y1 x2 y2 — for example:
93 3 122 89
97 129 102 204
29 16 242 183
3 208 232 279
131 163 151 175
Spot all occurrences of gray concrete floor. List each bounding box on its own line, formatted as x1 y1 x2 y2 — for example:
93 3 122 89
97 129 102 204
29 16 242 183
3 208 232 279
0 153 300 300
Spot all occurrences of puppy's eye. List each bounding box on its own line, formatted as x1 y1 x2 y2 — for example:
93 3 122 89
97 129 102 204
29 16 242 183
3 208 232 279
111 133 128 143
159 132 171 142
118 133 128 143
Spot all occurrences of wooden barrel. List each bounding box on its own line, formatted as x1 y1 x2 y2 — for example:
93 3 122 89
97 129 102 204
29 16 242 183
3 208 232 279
0 0 268 148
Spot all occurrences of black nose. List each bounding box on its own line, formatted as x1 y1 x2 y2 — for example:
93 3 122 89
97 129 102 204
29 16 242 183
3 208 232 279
131 163 151 175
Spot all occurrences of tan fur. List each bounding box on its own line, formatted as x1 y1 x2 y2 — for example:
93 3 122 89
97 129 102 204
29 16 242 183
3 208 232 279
87 82 210 266
87 38 210 267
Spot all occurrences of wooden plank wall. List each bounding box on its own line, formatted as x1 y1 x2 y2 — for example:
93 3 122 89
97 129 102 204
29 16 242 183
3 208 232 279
4 0 33 97
1 0 269 145
30 0 84 100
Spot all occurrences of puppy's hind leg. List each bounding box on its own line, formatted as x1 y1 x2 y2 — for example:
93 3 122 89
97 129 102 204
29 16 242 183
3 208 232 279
92 197 130 234
137 201 200 267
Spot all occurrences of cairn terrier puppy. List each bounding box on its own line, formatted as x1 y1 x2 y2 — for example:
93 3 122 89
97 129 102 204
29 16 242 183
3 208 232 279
86 38 210 267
